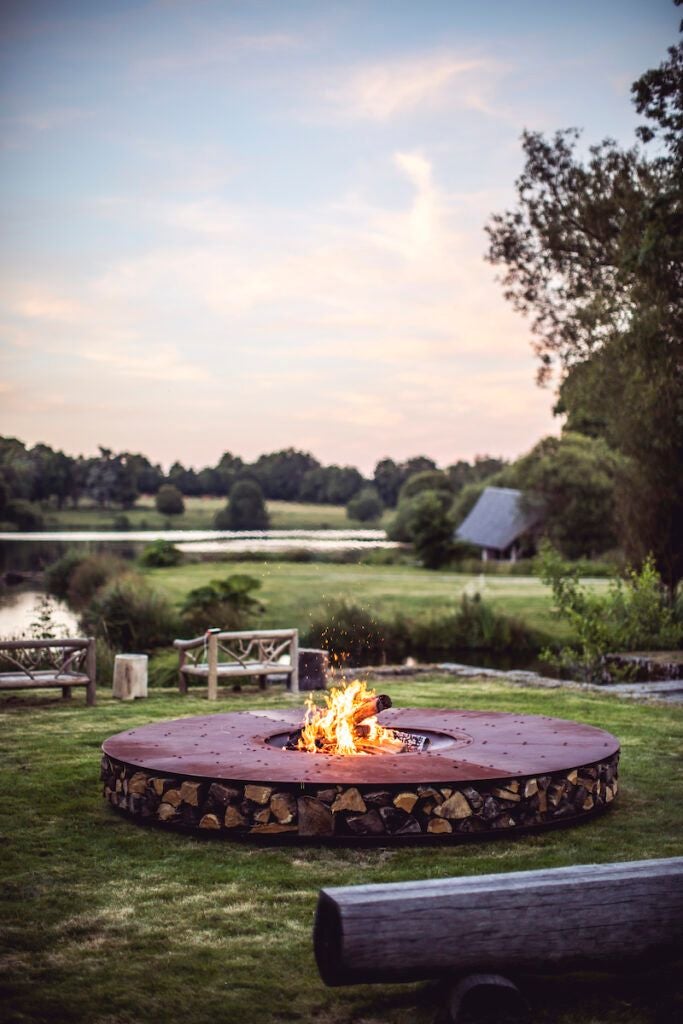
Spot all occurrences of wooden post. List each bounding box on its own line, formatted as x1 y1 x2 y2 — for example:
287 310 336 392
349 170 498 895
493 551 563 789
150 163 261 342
289 630 299 694
112 654 148 700
61 685 72 700
85 637 97 707
207 632 218 701
178 648 188 694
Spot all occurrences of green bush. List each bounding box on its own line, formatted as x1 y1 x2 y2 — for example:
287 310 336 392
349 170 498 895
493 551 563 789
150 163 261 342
389 490 454 568
180 574 263 634
5 499 44 530
214 480 269 531
155 484 184 517
45 550 87 600
303 600 408 668
112 513 131 531
538 543 682 680
67 554 126 609
82 574 180 651
139 540 183 568
302 596 537 667
346 487 383 523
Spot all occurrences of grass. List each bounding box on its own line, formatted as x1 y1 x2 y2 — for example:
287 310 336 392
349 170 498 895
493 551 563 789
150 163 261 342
143 560 610 642
0 677 681 1024
42 497 391 532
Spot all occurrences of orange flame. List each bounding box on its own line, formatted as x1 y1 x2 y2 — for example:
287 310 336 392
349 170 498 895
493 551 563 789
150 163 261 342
297 679 403 756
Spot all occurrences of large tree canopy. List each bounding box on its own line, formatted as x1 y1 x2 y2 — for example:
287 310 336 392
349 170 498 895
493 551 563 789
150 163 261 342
486 15 683 591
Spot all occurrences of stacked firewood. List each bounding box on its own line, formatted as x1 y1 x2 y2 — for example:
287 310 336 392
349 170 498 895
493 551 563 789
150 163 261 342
100 752 619 839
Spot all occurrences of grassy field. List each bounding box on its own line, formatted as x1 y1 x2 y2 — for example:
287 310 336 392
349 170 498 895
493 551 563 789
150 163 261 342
144 560 609 642
1 677 681 1024
43 498 391 532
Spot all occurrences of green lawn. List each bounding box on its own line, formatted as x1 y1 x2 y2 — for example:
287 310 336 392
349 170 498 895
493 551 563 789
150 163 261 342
43 498 391 531
144 560 609 642
1 678 681 1024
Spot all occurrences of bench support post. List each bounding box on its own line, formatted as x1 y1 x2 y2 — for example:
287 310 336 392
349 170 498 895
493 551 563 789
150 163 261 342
85 638 97 706
207 633 218 701
289 631 299 694
178 648 188 694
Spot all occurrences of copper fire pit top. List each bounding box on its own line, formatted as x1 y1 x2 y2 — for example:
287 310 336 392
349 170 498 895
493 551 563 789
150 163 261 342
102 708 620 785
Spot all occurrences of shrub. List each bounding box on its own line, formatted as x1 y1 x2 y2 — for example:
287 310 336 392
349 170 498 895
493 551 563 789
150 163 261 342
139 540 183 568
5 499 44 530
214 480 269 531
155 484 184 517
82 574 180 651
180 574 263 633
303 600 408 668
389 490 454 568
112 513 131 531
45 550 87 600
538 543 682 681
302 596 537 667
67 554 126 609
346 487 383 523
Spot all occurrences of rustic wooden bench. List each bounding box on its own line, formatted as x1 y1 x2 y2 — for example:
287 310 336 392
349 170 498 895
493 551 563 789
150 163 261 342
314 857 683 1022
0 638 96 706
174 628 299 698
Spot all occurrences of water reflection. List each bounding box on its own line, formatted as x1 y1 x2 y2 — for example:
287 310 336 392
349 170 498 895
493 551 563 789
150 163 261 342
0 588 80 639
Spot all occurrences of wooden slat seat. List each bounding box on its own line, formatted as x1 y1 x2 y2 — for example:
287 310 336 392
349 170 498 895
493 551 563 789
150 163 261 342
174 628 299 699
0 638 97 705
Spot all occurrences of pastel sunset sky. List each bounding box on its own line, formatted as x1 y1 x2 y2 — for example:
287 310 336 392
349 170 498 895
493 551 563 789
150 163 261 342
1 0 678 472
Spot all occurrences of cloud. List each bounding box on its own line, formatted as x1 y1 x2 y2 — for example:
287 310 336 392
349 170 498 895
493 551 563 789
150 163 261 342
1 147 554 468
325 53 505 120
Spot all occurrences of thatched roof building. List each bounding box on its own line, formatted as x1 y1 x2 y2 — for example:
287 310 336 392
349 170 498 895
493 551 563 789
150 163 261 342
455 486 543 560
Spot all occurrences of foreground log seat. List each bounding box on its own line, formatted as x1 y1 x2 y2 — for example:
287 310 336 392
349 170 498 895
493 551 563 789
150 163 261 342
314 857 683 987
174 628 299 698
0 638 96 705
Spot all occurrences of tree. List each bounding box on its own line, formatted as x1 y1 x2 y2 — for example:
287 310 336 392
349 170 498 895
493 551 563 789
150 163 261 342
513 433 623 559
85 448 138 508
485 19 683 592
155 484 185 517
215 479 269 531
388 488 454 567
402 491 455 569
252 449 320 500
346 487 383 522
446 456 507 494
399 470 452 501
215 451 243 495
373 455 439 508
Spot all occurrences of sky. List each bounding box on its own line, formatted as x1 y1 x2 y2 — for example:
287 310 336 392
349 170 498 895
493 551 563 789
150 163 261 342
0 0 679 474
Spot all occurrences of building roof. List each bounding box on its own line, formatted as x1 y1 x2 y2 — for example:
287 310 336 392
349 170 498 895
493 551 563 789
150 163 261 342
455 486 543 552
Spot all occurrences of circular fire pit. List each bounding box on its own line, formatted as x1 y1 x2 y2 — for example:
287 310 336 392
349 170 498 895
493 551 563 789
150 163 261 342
101 708 620 842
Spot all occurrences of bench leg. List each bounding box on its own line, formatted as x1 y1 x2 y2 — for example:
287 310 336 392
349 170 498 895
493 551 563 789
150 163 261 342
178 651 188 694
443 973 528 1024
61 686 72 700
85 638 97 706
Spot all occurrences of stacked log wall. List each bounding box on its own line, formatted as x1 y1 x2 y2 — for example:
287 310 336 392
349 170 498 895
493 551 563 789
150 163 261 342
101 753 619 840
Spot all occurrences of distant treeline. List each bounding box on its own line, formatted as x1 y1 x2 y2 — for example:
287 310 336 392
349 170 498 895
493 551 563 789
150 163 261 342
0 435 505 525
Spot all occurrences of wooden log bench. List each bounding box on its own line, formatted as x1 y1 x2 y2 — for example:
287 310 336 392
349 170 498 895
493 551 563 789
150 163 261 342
314 857 683 1022
174 628 299 699
0 638 96 706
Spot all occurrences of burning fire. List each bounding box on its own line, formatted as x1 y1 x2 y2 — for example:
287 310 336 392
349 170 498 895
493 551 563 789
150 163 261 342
296 679 404 756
